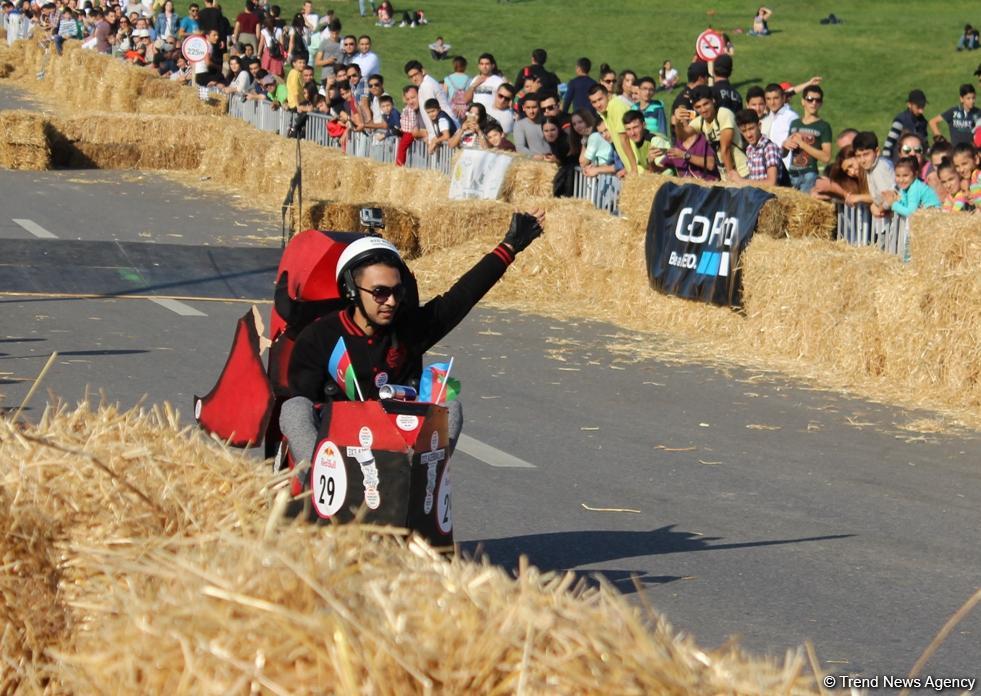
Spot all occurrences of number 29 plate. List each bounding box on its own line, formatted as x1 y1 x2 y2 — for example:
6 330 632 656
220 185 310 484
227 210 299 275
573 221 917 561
311 439 347 518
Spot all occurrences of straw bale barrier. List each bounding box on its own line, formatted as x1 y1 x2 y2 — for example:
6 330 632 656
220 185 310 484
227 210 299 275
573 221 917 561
0 402 820 694
0 110 51 169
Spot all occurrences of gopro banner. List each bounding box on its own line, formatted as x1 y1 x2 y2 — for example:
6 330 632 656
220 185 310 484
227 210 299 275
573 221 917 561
645 182 774 307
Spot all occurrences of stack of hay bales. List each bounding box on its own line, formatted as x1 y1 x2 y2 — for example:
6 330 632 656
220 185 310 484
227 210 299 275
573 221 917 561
301 200 421 257
49 112 224 169
0 110 51 169
0 402 821 694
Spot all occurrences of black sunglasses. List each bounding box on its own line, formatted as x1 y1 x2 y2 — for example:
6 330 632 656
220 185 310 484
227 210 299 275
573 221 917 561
357 284 405 303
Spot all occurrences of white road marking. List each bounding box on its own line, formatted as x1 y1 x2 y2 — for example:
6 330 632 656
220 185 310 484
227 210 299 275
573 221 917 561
12 218 57 239
148 297 207 316
457 434 537 469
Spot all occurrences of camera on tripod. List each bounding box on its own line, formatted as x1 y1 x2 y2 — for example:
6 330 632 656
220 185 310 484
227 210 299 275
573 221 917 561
287 111 308 139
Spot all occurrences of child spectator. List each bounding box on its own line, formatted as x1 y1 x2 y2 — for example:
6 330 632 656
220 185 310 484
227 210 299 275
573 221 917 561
951 142 979 192
936 161 971 212
734 109 786 185
658 60 678 91
929 84 981 147
956 24 979 51
423 97 456 153
848 131 896 214
483 122 516 152
428 36 450 61
783 84 832 192
884 157 940 216
443 55 470 120
378 94 401 136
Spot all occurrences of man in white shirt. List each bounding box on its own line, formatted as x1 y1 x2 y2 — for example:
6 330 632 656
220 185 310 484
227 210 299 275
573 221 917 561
761 82 798 168
404 59 457 134
485 83 516 135
352 34 380 78
464 52 504 110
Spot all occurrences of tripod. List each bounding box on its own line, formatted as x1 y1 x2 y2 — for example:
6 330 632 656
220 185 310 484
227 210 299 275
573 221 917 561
281 111 307 248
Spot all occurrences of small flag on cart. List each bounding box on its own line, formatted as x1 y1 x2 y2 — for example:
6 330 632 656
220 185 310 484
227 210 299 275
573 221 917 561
420 361 460 403
328 337 362 400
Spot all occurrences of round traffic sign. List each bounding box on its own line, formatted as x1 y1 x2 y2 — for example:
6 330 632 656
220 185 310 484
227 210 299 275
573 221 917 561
695 29 726 62
181 35 210 63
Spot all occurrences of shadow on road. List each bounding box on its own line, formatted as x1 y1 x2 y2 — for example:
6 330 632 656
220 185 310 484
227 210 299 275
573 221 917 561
461 525 853 594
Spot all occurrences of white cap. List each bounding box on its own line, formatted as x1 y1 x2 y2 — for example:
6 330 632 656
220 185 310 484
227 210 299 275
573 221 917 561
335 236 401 283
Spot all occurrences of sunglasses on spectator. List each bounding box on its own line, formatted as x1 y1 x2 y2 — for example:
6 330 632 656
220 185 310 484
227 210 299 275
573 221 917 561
901 145 923 154
542 103 558 111
602 78 615 85
407 70 421 80
369 81 381 87
803 96 822 103
357 284 405 303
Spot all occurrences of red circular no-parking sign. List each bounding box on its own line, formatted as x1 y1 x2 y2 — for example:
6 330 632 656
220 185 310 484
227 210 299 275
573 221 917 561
695 29 726 62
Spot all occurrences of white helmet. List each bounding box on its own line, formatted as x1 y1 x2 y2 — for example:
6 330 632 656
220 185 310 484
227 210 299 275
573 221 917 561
335 236 403 302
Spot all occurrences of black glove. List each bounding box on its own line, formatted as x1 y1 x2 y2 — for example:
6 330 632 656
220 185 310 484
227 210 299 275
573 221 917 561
502 212 543 254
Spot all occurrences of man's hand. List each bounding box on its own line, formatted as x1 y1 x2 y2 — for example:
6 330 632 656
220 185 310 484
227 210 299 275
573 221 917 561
502 209 545 254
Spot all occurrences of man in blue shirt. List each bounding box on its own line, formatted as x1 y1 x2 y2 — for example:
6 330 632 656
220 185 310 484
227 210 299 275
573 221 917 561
562 57 597 114
178 4 200 38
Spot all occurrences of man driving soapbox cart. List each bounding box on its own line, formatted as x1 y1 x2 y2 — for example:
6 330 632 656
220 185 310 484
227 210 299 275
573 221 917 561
194 209 544 548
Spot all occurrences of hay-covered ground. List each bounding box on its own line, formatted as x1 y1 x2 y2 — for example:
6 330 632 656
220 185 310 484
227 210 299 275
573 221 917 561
0 401 822 694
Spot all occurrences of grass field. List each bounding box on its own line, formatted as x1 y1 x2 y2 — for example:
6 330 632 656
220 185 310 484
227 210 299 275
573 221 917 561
199 0 981 138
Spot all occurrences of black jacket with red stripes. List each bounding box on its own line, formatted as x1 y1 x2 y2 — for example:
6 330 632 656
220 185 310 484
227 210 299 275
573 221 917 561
287 243 515 403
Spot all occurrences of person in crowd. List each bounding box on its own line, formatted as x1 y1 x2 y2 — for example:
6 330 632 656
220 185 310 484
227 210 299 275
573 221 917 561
114 14 133 55
569 108 595 156
358 0 375 18
635 76 667 136
428 36 450 61
783 84 831 192
670 60 708 113
750 6 772 35
376 1 394 27
745 86 766 119
377 94 401 139
196 0 223 37
580 118 617 177
615 69 637 104
811 145 866 201
848 131 896 214
542 117 576 165
598 63 617 95
258 14 285 77
484 122 516 152
588 83 636 173
177 2 198 38
223 54 252 93
285 53 306 108
347 63 367 102
314 19 341 82
486 83 515 135
623 109 671 173
936 160 972 212
285 13 308 62
447 102 489 149
423 97 456 153
513 93 549 157
929 84 980 147
658 60 678 91
353 34 380 77
956 24 979 51
731 108 785 185
396 84 426 166
195 28 224 85
154 0 178 40
677 84 749 180
539 92 569 130
359 73 388 132
336 79 365 146
562 57 596 114
514 48 559 94
951 143 980 206
883 89 928 160
761 83 798 152
405 59 456 136
464 53 504 110
710 54 743 113
662 114 718 181
340 34 357 65
893 132 928 175
512 70 542 117
52 7 81 54
881 156 940 216
836 127 858 151
443 55 470 121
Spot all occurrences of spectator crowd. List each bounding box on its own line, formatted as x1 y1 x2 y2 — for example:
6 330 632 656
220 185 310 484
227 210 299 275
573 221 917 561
3 0 981 214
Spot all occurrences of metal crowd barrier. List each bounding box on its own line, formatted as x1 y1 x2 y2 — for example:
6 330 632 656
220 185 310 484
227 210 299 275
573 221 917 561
836 203 911 260
572 167 622 215
197 86 225 101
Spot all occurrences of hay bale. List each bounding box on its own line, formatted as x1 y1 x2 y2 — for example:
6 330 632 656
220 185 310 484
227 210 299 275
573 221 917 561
0 402 819 695
300 200 420 257
417 199 512 253
0 110 51 170
909 209 981 272
500 157 556 202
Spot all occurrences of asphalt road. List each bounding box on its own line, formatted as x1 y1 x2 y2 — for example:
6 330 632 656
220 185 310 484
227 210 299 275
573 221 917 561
1 104 979 681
